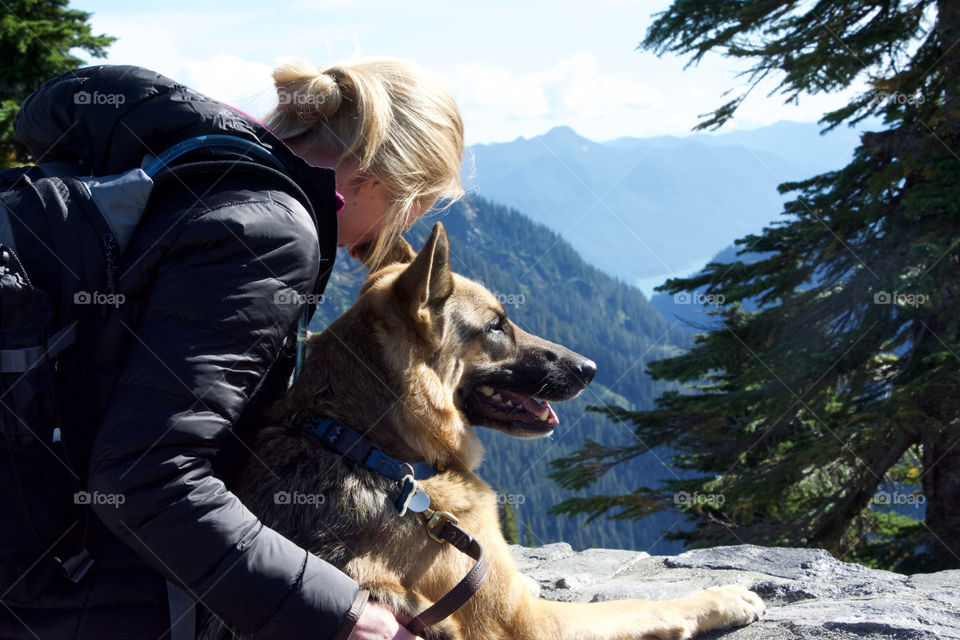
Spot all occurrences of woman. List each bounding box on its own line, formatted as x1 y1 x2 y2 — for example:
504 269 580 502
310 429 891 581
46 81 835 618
268 58 463 267
0 57 463 640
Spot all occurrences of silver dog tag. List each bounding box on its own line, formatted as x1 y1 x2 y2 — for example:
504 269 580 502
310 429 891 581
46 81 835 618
407 490 431 513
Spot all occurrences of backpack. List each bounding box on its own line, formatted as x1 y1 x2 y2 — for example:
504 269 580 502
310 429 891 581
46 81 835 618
0 135 316 597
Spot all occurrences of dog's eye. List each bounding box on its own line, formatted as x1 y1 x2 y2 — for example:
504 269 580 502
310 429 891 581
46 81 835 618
484 316 505 334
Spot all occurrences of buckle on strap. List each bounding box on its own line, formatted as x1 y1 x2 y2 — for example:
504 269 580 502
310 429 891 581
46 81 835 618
422 508 459 544
395 474 418 517
56 547 95 584
406 509 487 636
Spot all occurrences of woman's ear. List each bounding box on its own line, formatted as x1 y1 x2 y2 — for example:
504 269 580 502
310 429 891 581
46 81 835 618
343 173 382 196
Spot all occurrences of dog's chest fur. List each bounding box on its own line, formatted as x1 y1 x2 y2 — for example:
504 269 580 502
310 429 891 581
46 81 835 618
234 425 487 588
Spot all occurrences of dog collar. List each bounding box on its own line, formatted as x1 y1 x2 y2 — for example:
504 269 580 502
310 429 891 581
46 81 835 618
295 414 439 514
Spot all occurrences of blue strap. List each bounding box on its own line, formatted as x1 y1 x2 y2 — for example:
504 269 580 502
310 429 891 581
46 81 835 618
142 134 285 178
367 450 437 481
299 415 439 482
293 306 312 381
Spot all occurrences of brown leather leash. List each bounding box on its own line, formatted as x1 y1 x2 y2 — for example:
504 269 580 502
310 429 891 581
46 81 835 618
405 508 489 636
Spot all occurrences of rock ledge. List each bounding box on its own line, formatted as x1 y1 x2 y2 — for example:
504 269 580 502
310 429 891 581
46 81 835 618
511 543 960 639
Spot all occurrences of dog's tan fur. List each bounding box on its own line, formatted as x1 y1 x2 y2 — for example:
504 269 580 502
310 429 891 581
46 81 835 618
203 223 764 640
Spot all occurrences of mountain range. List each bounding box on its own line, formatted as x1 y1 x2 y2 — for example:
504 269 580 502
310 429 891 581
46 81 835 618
466 120 864 295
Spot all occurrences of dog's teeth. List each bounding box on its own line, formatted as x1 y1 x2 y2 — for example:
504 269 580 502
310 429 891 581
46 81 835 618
492 393 502 402
537 407 550 421
504 399 514 406
479 386 495 396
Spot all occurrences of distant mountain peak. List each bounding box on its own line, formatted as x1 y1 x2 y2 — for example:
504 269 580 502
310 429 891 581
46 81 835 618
543 125 584 141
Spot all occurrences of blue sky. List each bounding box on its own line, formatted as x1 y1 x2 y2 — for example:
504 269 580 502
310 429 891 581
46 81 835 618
75 0 862 144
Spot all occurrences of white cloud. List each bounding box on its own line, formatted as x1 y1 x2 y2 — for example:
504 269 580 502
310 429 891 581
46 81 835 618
292 0 392 9
555 52 663 117
732 82 863 130
81 2 866 145
179 55 277 121
453 64 551 119
451 52 664 143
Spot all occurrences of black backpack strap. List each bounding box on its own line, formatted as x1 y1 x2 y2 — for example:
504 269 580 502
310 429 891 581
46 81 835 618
64 177 121 296
0 165 46 191
0 322 76 372
167 580 196 640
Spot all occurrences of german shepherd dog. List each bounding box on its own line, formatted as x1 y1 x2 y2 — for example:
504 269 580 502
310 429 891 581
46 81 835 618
204 222 764 639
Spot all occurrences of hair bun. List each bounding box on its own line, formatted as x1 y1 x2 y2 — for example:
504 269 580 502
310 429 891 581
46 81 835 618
273 60 341 119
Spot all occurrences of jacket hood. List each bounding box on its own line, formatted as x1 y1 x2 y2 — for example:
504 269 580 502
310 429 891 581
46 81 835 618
14 65 339 274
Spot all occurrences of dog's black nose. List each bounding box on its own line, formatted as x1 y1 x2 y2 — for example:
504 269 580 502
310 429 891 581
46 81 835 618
575 358 597 383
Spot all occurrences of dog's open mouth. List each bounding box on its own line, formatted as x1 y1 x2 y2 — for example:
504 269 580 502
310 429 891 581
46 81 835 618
465 384 559 436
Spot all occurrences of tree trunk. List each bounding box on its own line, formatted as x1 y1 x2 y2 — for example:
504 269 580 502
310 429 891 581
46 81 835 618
916 0 960 569
937 0 960 139
816 428 914 555
922 425 960 543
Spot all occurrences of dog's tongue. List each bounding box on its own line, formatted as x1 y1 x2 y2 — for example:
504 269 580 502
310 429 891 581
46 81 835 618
499 389 559 425
529 397 559 425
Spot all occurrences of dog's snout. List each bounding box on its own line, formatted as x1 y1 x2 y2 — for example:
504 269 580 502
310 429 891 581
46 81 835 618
575 358 598 383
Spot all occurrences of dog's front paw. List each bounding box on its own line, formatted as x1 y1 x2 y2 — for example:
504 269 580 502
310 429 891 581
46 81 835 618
691 585 765 632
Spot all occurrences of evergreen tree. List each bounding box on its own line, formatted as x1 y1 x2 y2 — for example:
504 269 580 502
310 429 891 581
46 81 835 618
551 0 960 572
524 518 537 548
500 498 519 545
1 0 113 166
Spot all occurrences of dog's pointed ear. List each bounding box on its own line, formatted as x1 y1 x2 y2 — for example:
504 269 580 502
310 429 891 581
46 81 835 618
395 222 453 317
355 236 417 269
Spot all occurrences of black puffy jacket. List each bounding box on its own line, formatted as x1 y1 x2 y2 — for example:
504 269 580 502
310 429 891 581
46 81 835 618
0 66 360 639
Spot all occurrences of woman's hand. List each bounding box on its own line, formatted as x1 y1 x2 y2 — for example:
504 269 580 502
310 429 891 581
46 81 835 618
346 600 425 640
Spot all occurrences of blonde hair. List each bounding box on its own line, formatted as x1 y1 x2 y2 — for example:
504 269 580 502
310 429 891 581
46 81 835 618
264 57 465 270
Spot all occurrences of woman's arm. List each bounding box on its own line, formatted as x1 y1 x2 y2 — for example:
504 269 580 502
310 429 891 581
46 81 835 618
87 191 357 639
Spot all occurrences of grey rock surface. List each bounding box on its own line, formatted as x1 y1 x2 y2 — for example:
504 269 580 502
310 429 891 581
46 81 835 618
510 543 960 639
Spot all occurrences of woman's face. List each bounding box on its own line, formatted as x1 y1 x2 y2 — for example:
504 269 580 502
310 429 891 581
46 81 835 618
337 178 434 258
335 174 392 257
287 139 433 258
